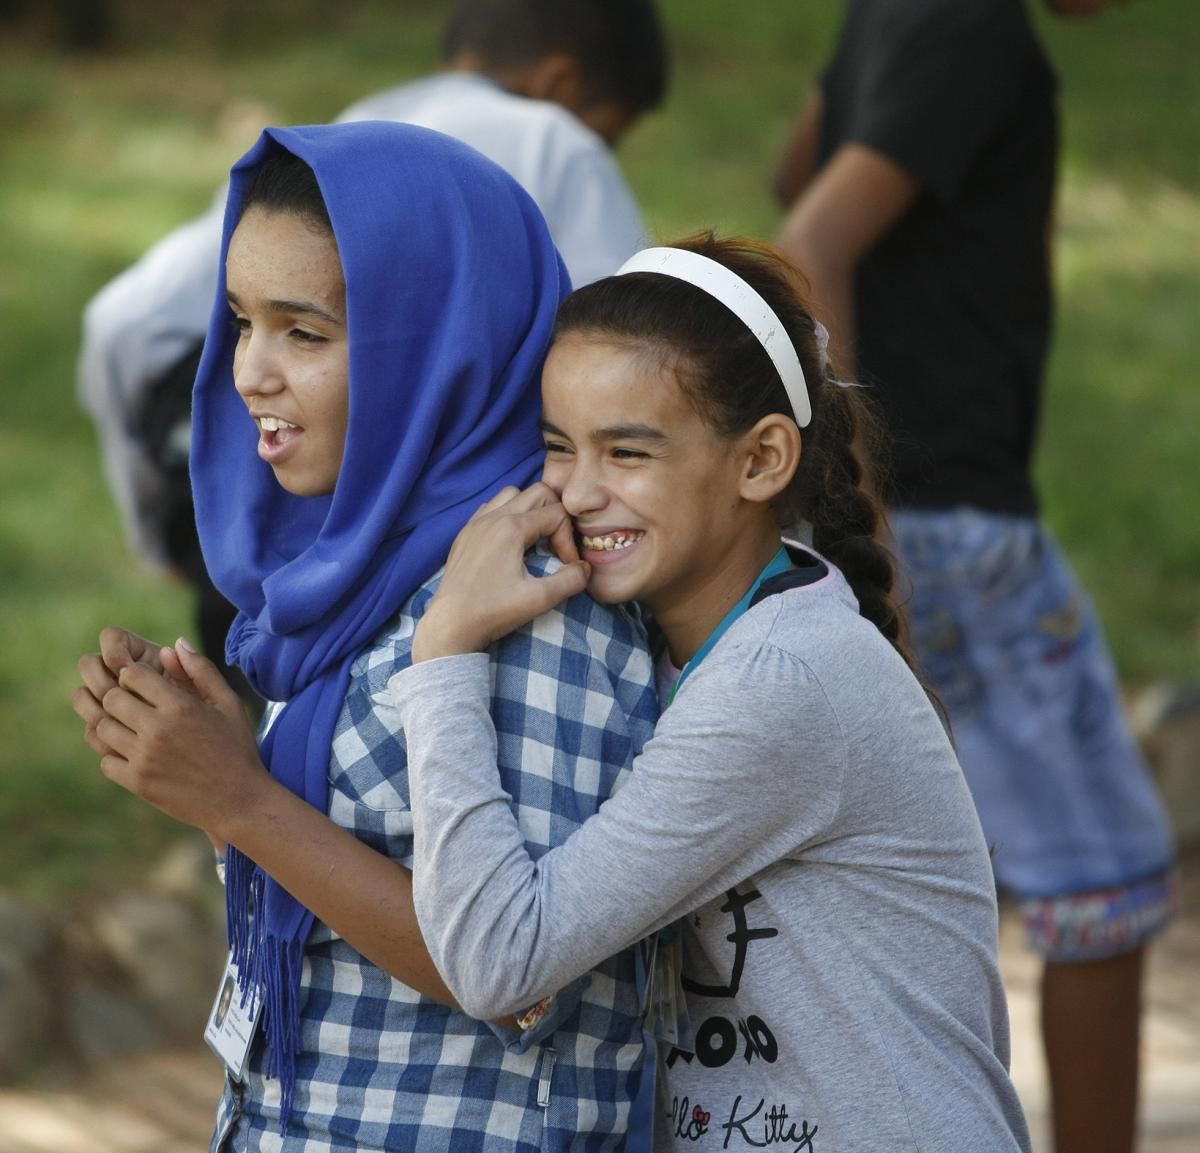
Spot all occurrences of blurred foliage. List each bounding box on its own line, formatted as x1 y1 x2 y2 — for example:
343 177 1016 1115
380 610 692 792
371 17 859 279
1 0 1197 905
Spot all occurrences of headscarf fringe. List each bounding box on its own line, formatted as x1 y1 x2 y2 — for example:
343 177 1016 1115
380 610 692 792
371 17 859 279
225 846 303 1131
225 845 259 981
263 932 305 1128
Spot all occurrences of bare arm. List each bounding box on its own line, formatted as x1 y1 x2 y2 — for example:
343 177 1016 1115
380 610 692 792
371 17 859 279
221 761 460 1009
772 90 824 207
86 639 461 1009
774 142 921 377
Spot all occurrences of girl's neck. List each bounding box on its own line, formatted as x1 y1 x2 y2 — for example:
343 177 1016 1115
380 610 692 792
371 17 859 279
655 529 784 667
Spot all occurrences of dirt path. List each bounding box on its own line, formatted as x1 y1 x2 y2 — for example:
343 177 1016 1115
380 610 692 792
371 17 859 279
0 1048 222 1153
3 861 1197 1152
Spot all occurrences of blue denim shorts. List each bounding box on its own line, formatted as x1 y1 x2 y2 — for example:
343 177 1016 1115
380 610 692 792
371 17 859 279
891 509 1177 959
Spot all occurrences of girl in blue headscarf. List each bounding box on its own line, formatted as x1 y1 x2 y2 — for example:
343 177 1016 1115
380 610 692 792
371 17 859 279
74 122 659 1150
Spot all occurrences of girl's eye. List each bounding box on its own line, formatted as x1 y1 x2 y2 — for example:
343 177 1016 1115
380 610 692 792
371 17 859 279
290 328 327 344
543 440 572 455
611 447 648 460
230 316 251 337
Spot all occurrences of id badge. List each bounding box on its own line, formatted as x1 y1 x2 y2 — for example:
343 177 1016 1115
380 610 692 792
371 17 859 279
203 952 263 1081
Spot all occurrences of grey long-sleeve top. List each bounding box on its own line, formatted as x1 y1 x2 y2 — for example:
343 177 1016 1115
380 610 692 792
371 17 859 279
390 564 1031 1152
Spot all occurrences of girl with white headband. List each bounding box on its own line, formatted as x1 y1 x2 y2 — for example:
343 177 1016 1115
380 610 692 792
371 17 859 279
391 234 1031 1151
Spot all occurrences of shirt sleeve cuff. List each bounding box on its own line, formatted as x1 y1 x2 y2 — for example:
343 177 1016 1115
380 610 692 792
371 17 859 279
483 975 594 1052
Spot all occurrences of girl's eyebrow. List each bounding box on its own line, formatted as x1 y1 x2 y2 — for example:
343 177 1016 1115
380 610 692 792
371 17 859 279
226 290 345 328
540 418 667 443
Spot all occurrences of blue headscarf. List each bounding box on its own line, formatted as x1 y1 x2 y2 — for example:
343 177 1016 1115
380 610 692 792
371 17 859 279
190 122 568 1125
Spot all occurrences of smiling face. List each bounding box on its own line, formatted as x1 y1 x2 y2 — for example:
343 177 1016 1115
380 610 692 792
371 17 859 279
540 332 784 660
225 206 349 497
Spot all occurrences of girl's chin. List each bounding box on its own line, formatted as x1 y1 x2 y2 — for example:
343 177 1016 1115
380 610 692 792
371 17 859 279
271 467 337 498
584 570 640 605
585 582 626 605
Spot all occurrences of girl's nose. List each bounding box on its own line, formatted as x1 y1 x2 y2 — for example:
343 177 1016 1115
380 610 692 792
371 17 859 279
557 458 607 517
233 330 284 398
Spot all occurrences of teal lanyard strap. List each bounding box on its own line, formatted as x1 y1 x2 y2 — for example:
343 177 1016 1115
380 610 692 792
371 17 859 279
643 546 793 1043
665 546 792 708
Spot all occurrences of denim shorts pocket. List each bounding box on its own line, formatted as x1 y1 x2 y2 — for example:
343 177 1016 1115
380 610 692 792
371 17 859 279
906 598 984 717
988 533 1092 713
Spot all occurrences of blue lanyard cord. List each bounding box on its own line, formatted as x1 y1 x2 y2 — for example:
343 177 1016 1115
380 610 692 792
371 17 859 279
665 547 793 708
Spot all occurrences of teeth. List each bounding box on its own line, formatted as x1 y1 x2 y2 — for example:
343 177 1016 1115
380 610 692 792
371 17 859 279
258 416 297 432
581 532 645 551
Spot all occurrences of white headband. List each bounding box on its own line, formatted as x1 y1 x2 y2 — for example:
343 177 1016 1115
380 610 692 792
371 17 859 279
614 246 813 427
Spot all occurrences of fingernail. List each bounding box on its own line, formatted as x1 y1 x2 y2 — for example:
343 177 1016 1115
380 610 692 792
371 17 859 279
176 636 197 654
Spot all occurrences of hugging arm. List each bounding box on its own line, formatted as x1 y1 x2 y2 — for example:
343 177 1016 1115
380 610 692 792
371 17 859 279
391 641 841 1019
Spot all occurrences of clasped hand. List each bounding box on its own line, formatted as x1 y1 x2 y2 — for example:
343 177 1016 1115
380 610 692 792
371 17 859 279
412 483 589 662
72 627 265 841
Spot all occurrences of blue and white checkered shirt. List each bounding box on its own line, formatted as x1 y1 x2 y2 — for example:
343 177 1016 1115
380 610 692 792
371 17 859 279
211 551 659 1152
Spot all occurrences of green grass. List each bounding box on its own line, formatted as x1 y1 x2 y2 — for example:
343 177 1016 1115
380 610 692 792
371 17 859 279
2 0 1197 906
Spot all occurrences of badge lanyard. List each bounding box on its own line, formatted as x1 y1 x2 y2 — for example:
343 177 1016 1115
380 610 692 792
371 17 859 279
665 546 793 709
645 547 793 1049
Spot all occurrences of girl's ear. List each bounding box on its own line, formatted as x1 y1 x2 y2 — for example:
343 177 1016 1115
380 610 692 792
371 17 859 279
738 414 802 505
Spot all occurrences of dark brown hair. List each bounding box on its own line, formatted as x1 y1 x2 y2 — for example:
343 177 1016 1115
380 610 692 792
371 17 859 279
555 232 915 669
442 0 669 113
242 147 331 234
